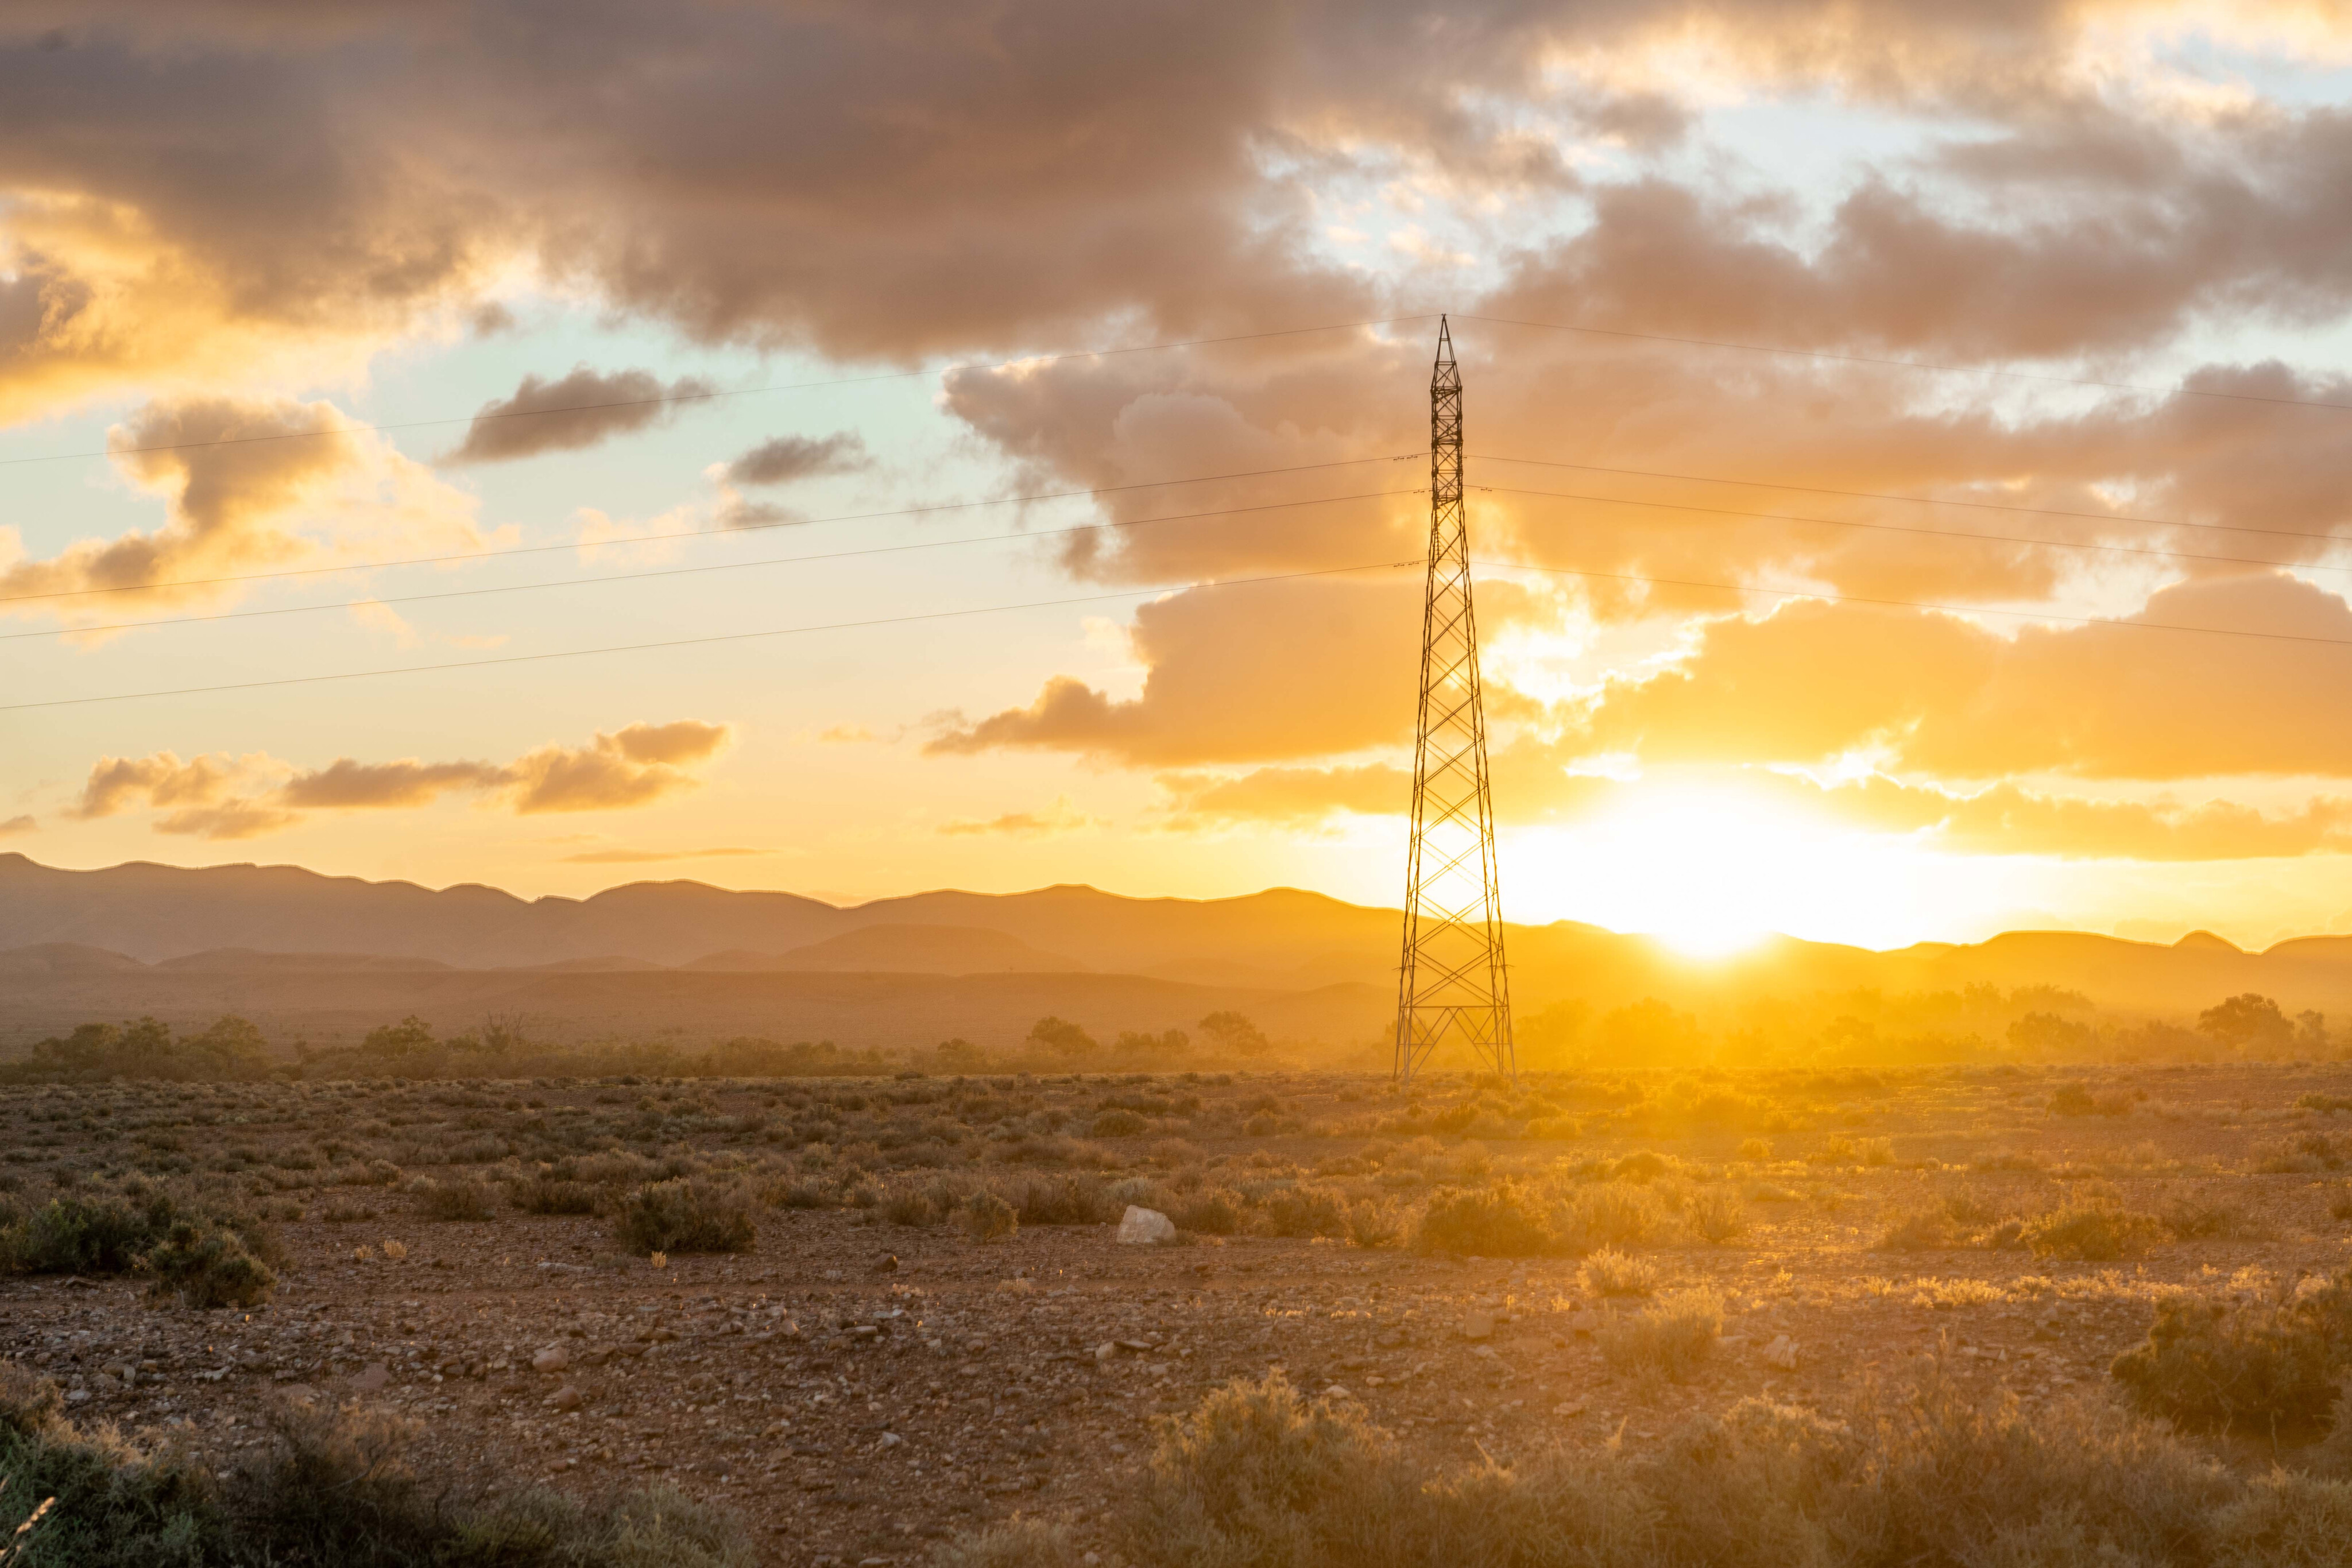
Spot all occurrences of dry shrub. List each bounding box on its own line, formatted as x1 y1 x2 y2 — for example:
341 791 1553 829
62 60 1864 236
884 1186 943 1228
1557 1180 1668 1252
1414 1182 1557 1257
931 1516 1083 1568
946 1356 2288 1568
142 1219 275 1309
960 1192 1018 1243
1091 1109 1150 1137
1255 1184 1349 1240
1578 1248 1659 1299
416 1178 497 1222
1170 1188 1245 1237
1344 1198 1405 1249
2160 1197 2264 1241
1599 1287 1722 1382
508 1176 601 1216
2112 1276 2352 1436
2023 1202 2169 1261
1001 1174 1117 1226
613 1177 756 1256
1685 1186 1748 1244
1875 1205 1963 1252
2329 1185 2352 1224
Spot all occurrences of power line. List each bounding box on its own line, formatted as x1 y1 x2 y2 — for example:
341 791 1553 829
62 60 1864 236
1472 557 2352 648
0 560 1424 713
1477 483 2352 581
2 487 1423 642
1454 312 2352 416
22 544 2352 715
0 452 1423 605
1470 450 2352 547
0 315 1437 470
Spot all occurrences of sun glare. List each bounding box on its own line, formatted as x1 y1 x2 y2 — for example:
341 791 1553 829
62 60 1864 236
1505 781 2030 954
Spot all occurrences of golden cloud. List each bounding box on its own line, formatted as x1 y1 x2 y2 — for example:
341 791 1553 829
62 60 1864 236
66 719 734 839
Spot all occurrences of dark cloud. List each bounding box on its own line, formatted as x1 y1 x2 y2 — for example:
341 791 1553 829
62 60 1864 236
14 0 2339 424
725 432 869 486
447 367 718 463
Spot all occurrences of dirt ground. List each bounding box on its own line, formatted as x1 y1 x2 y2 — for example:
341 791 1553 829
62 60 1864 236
5 1062 2352 1566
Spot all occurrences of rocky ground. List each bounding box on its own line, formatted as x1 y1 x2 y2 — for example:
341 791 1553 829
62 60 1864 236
5 1063 2352 1564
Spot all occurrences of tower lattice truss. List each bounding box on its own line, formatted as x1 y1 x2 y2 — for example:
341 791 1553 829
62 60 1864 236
1394 317 1514 1082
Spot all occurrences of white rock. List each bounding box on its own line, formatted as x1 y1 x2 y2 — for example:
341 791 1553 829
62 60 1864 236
1762 1334 1799 1370
1117 1206 1177 1245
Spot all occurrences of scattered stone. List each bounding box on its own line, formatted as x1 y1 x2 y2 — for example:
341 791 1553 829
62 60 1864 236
1461 1311 1495 1341
1762 1334 1800 1370
548 1385 583 1412
1116 1206 1177 1245
349 1362 392 1393
1094 1342 1117 1364
994 1278 1037 1296
872 1255 899 1274
533 1346 570 1373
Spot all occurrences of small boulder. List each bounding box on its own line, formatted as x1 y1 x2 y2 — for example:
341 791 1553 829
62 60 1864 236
548 1385 583 1412
1461 1311 1495 1342
532 1346 570 1374
349 1362 392 1393
1762 1334 1799 1370
1117 1206 1177 1245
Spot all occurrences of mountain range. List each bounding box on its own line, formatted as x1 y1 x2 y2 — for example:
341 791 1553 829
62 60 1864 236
4 852 2351 1051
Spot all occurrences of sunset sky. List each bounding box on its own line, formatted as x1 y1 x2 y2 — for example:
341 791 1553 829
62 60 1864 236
13 3 2352 953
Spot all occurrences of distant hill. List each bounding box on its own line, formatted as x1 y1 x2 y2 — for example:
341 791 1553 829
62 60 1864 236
686 924 1084 974
6 854 2352 1052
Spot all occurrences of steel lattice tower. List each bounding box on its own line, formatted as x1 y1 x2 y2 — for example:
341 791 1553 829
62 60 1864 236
1394 317 1514 1084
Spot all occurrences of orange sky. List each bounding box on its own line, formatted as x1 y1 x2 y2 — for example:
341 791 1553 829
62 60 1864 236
12 2 2352 954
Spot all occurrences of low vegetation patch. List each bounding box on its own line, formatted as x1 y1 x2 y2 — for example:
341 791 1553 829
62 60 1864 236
941 1361 2338 1568
2022 1202 2169 1261
613 1177 757 1256
1597 1286 1722 1382
0 1367 751 1566
2110 1286 2349 1436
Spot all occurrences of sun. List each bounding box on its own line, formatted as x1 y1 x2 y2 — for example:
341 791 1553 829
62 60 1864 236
1503 777 2007 954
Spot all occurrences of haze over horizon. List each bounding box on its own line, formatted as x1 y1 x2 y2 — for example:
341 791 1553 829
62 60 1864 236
17 5 2352 957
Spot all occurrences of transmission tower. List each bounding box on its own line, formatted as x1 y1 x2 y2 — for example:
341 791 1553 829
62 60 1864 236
1394 316 1514 1085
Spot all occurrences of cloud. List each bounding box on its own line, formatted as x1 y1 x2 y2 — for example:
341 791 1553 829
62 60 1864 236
0 396 481 621
725 432 869 486
71 752 242 820
279 758 506 810
926 576 1425 765
446 366 718 463
939 796 1106 837
0 815 34 836
604 719 731 766
560 846 769 864
67 719 735 838
1580 574 2352 780
505 723 733 814
1156 764 1410 827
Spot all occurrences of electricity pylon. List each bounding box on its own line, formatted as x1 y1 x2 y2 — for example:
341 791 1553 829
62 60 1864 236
1394 316 1514 1084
